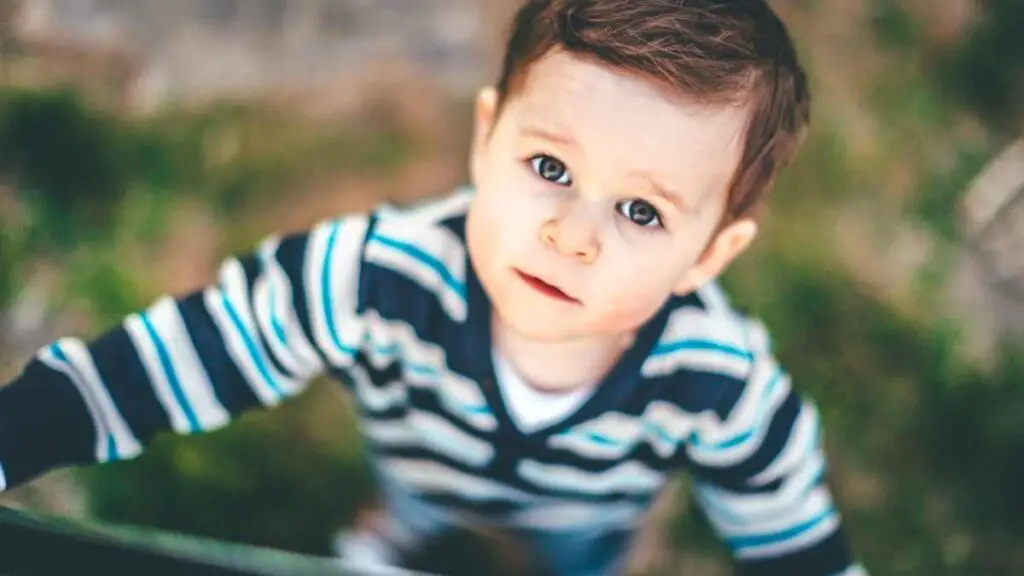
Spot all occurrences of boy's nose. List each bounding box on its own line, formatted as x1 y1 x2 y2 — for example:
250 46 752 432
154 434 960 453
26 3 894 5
540 217 600 264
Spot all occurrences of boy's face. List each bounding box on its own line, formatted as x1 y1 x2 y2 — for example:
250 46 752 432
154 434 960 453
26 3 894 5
466 50 758 341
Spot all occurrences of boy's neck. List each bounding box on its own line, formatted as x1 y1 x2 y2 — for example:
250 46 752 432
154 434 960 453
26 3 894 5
491 313 635 393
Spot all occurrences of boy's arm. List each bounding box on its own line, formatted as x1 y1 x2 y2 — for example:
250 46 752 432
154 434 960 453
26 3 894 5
0 214 371 493
685 322 865 576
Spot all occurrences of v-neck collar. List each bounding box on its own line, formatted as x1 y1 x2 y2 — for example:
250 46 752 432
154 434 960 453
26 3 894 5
459 227 677 440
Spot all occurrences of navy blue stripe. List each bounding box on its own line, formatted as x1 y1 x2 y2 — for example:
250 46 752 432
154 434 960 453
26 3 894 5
88 327 173 445
735 527 853 576
0 361 97 488
655 369 746 418
275 231 323 363
177 292 262 415
237 254 295 381
369 234 466 300
139 314 201 432
542 438 666 474
420 493 522 517
49 343 118 461
689 392 802 489
361 262 480 382
402 385 493 441
376 442 656 504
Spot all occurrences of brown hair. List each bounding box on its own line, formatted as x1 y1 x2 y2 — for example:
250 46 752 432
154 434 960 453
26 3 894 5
494 0 811 223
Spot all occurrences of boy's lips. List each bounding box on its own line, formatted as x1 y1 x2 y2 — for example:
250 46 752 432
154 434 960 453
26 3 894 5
513 269 579 303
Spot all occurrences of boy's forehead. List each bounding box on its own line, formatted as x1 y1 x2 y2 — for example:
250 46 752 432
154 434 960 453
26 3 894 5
508 51 749 200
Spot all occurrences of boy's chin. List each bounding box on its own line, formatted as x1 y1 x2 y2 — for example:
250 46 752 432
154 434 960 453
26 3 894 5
493 305 634 344
492 307 585 342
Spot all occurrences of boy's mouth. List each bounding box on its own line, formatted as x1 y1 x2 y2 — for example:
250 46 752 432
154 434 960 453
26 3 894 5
514 269 579 303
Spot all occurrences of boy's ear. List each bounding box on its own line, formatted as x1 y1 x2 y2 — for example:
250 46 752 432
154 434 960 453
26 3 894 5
674 218 758 295
470 86 499 182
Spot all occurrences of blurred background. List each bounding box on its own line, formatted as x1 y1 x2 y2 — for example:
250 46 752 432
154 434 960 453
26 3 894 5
1 0 1023 574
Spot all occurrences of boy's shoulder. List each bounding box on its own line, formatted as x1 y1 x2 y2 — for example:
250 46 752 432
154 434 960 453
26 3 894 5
643 282 771 385
357 186 476 323
373 185 476 231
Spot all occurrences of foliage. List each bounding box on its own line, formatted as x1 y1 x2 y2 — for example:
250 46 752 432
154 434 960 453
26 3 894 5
933 0 1024 136
81 382 376 555
0 89 130 250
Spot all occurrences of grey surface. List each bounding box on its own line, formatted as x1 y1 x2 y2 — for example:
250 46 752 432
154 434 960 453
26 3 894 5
0 505 425 576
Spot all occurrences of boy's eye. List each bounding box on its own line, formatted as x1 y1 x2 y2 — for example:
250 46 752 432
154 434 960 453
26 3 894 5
616 199 662 228
529 155 572 186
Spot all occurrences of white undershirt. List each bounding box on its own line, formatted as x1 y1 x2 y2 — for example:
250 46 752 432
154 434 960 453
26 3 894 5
491 347 594 433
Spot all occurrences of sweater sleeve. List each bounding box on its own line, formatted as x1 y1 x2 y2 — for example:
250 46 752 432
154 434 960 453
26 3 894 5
0 213 372 493
684 320 866 576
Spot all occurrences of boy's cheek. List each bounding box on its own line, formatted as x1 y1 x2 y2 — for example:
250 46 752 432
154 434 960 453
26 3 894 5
586 287 667 333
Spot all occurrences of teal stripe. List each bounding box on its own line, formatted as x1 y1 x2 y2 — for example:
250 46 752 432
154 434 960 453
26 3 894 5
50 343 128 459
321 222 359 356
728 508 835 550
268 281 288 346
220 293 284 399
372 234 467 300
106 435 118 462
653 339 753 360
139 316 201 433
700 459 826 524
694 370 784 451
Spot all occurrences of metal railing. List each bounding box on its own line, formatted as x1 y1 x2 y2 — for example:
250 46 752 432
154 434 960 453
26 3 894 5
0 505 424 576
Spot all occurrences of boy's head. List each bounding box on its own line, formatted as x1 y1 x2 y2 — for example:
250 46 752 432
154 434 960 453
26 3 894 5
466 0 809 342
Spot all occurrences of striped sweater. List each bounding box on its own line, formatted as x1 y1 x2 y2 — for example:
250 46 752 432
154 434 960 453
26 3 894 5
0 188 862 575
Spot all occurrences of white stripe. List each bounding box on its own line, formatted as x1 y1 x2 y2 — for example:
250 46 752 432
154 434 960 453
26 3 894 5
122 316 193 433
510 501 646 532
143 298 231 430
408 410 494 467
658 306 748 349
688 373 792 469
258 237 324 373
750 402 820 486
0 461 6 491
642 401 713 458
205 287 280 407
377 186 474 223
694 451 826 519
305 217 369 368
699 484 834 536
364 232 467 323
350 365 407 413
734 512 840 559
517 459 664 495
382 458 530 502
251 273 304 378
643 305 756 379
55 339 144 460
217 258 303 397
642 346 752 379
363 410 494 467
696 281 733 314
361 419 419 445
38 345 111 461
363 311 497 432
699 357 785 446
548 413 645 460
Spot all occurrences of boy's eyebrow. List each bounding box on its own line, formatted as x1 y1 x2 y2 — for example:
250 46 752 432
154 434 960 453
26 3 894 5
520 125 578 149
633 171 691 213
